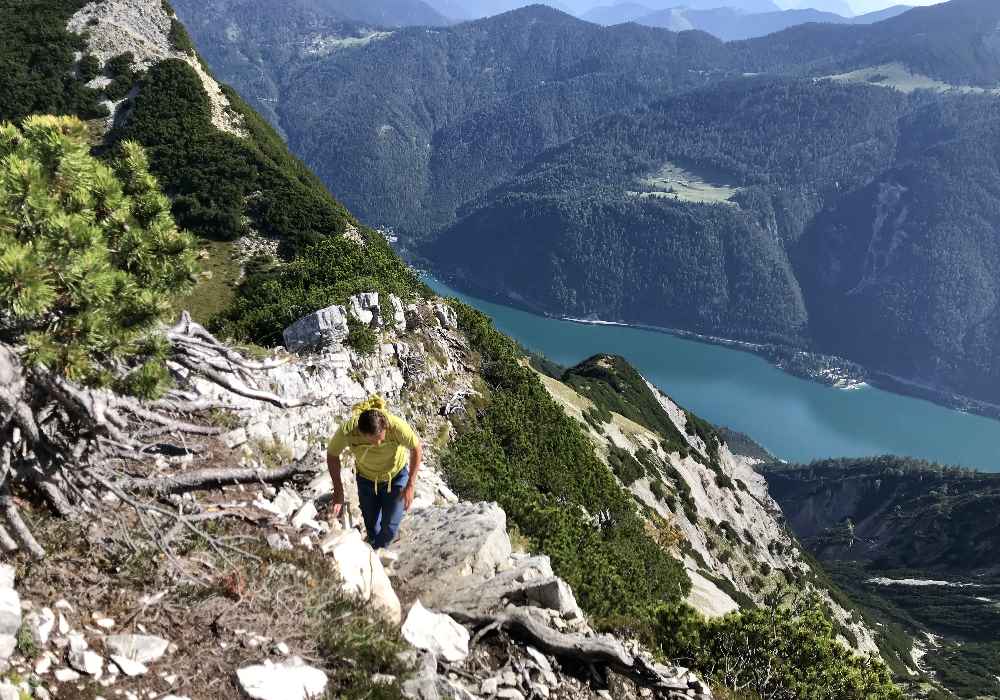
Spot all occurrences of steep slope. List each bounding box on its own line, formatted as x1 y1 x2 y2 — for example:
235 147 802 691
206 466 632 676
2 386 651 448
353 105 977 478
537 354 880 657
0 3 910 699
763 457 1000 697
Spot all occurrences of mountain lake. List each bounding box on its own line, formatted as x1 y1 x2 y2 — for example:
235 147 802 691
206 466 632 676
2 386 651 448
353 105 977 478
426 276 1000 472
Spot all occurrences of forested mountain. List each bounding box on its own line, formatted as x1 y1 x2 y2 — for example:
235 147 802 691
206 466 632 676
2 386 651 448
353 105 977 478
763 457 1000 697
254 7 729 234
177 0 1000 404
169 0 447 131
730 0 1000 85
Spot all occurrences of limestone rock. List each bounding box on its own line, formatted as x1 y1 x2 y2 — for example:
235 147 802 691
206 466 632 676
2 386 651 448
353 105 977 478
401 601 469 663
0 587 20 662
388 295 407 331
68 649 104 676
0 565 13 590
53 667 80 682
433 303 457 329
348 293 380 327
321 530 401 624
110 654 148 677
282 304 349 351
265 488 303 518
236 658 328 700
290 501 319 530
393 502 512 608
103 634 169 664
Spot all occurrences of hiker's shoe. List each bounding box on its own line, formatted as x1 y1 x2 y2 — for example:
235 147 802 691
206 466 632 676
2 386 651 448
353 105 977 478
377 549 399 567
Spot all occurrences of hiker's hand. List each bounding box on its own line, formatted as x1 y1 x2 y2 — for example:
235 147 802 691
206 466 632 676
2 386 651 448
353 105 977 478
329 489 345 520
402 483 416 511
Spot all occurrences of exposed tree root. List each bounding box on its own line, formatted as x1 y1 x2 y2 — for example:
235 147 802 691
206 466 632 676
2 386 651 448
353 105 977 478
0 312 299 560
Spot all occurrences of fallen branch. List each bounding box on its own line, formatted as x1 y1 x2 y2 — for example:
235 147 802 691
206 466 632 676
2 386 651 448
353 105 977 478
122 458 316 496
446 608 693 693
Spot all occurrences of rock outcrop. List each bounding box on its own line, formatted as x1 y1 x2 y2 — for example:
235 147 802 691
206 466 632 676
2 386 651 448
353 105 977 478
68 0 247 135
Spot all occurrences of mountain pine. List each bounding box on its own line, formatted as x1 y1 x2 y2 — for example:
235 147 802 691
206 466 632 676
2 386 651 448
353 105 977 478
0 114 196 397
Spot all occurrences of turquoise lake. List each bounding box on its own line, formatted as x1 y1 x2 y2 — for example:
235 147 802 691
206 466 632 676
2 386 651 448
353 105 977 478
426 277 1000 471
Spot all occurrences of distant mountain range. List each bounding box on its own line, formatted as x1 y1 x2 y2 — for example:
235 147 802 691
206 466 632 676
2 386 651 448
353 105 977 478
582 4 911 41
179 0 1000 405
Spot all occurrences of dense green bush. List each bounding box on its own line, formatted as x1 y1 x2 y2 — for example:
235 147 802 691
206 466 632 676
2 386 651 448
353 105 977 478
345 317 377 356
562 354 691 452
655 601 904 700
608 445 645 486
0 115 196 396
0 0 107 124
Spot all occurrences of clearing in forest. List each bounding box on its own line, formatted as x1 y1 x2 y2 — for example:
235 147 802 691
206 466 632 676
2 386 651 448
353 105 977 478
630 161 741 205
824 62 1000 95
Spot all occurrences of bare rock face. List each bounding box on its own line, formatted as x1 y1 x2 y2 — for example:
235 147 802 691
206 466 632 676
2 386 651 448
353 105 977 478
282 303 350 351
401 601 469 663
392 502 513 609
349 292 381 326
0 565 20 664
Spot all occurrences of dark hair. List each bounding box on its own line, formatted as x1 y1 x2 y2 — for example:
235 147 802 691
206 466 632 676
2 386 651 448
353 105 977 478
358 409 387 435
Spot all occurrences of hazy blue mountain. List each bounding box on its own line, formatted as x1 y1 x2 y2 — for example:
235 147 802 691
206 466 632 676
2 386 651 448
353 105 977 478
786 0 853 16
581 1 652 24
633 4 910 40
638 6 844 37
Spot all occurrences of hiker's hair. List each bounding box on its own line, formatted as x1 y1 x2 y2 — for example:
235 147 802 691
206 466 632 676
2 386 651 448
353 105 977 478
358 409 388 435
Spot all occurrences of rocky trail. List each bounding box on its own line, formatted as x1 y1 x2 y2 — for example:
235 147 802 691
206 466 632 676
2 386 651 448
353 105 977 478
0 293 713 699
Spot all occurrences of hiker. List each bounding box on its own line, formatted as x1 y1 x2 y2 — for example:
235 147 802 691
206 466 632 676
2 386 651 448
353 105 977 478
327 395 423 550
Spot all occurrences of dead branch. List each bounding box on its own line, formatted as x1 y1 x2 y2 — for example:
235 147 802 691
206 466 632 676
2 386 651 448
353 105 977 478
122 458 316 496
446 608 692 693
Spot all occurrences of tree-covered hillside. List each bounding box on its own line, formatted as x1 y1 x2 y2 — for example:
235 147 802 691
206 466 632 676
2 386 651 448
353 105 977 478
179 4 734 234
170 0 447 133
431 77 1000 402
763 456 1000 697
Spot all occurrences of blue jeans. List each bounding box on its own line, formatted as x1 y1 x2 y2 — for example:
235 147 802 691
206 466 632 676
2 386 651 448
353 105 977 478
356 466 408 550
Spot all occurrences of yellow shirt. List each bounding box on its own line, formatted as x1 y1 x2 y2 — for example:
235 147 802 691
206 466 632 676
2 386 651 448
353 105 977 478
327 409 419 484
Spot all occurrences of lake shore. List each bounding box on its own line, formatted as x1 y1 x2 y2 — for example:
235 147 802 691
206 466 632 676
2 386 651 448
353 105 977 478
428 272 1000 424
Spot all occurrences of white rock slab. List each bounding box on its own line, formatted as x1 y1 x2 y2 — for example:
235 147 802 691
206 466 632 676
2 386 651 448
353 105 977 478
103 635 169 664
321 530 401 624
68 649 104 676
236 658 328 700
110 654 148 677
401 600 469 663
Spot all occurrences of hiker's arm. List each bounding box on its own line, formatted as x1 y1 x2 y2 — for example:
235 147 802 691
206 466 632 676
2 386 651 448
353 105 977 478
327 441 345 519
403 442 422 511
